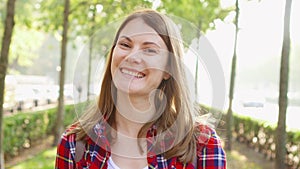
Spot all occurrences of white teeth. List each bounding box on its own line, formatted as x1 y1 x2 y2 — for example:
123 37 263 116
137 74 144 78
121 69 145 78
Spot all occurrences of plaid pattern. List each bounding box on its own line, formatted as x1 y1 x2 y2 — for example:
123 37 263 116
55 123 226 169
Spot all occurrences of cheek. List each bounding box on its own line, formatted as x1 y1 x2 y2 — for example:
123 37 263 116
111 50 123 71
148 70 166 88
149 69 165 81
148 55 169 72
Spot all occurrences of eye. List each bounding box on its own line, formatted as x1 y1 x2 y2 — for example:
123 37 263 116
143 48 158 55
118 42 131 49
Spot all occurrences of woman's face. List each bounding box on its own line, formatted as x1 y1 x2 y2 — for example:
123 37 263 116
111 18 170 96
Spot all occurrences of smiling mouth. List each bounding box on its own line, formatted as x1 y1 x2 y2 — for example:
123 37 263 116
120 68 146 78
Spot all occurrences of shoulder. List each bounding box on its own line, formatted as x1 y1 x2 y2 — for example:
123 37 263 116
194 124 222 147
55 125 78 168
64 124 77 136
194 124 227 168
59 124 78 145
57 124 78 155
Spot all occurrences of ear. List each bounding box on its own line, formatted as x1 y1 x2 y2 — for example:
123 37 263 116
163 72 170 80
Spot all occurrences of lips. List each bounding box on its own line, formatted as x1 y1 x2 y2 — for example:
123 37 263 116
120 68 146 78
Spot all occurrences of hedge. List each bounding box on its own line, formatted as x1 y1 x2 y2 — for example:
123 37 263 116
3 103 85 159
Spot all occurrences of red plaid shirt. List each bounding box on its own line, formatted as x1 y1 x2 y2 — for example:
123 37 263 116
55 122 226 169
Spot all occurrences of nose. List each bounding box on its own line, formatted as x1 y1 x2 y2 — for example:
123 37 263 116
125 48 142 63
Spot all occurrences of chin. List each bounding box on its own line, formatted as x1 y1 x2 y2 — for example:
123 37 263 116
116 84 149 96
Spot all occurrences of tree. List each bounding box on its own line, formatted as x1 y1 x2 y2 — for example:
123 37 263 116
225 0 239 151
0 0 17 168
275 0 292 168
53 0 70 145
0 0 45 75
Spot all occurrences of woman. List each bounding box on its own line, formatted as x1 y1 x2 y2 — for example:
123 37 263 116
55 9 226 169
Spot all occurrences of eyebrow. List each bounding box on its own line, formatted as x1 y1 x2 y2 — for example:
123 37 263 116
119 35 161 48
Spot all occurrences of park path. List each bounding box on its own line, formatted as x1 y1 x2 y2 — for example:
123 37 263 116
227 141 275 169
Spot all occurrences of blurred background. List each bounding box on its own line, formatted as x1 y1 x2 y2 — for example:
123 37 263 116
0 0 299 168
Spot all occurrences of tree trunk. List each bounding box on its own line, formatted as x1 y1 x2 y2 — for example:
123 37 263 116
0 0 16 168
87 7 96 102
275 0 292 168
194 20 201 101
53 0 70 146
226 0 239 151
87 37 93 102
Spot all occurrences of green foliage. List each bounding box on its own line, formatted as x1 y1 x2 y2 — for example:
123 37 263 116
158 0 231 45
3 104 80 159
8 28 45 74
0 0 50 74
37 0 152 38
4 111 49 157
14 0 40 29
7 147 57 169
37 0 64 32
34 0 232 58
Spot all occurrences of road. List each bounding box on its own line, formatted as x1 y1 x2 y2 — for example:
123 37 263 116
3 99 75 117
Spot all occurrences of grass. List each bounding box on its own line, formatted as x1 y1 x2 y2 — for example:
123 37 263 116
6 148 56 169
6 141 274 169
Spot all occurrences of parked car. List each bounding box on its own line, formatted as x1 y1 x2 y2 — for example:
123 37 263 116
242 95 265 108
242 100 265 108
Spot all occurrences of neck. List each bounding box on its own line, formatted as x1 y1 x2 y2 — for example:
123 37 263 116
115 91 156 137
115 112 143 138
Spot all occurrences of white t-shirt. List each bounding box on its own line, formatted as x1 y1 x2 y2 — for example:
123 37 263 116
107 157 148 169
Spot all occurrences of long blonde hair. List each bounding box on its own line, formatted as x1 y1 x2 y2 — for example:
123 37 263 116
69 9 197 163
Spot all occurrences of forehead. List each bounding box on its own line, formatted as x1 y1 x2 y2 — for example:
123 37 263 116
118 18 163 42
